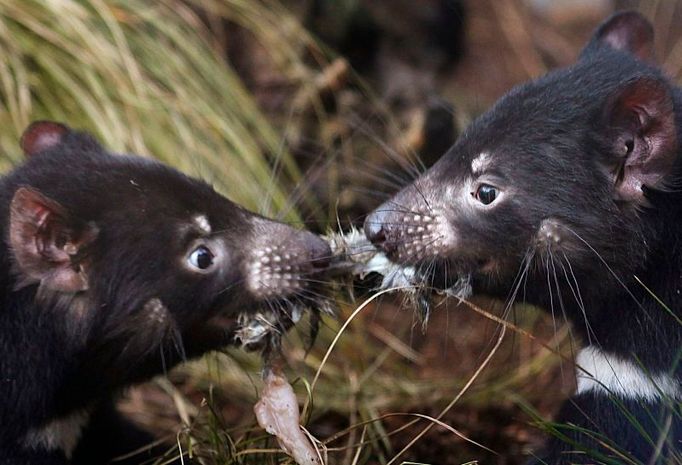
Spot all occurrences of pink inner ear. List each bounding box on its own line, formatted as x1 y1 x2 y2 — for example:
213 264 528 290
10 188 77 292
20 121 69 157
595 11 655 62
605 78 677 202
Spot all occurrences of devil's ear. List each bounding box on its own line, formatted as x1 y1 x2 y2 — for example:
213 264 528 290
602 77 677 202
581 11 655 62
20 121 71 158
9 187 99 292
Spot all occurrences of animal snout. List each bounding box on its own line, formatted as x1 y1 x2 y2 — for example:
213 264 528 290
364 207 399 258
365 202 453 264
246 221 332 299
305 232 332 270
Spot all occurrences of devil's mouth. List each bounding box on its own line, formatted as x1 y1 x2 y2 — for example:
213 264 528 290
230 286 333 352
366 260 473 326
328 228 473 291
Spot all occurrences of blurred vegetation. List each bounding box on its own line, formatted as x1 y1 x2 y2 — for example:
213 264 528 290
0 0 325 221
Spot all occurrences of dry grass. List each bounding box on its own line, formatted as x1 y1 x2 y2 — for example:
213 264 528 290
2 0 681 464
0 0 326 220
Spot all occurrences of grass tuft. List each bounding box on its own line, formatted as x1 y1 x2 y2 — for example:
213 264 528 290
0 0 323 220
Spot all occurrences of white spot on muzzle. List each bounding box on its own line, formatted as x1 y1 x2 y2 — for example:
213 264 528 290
24 409 90 459
393 203 457 263
576 346 681 401
537 218 563 246
193 215 212 234
247 253 304 297
144 297 168 324
246 233 305 299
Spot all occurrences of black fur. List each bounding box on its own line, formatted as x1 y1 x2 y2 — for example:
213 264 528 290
365 11 682 463
0 124 330 464
527 392 682 464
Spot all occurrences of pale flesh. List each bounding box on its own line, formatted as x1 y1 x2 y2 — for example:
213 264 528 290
254 368 321 465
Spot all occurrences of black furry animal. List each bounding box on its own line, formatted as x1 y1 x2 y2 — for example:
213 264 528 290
364 11 682 464
0 122 331 464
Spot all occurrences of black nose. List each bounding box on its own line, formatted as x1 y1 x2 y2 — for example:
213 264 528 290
308 233 332 270
364 209 387 245
364 208 398 257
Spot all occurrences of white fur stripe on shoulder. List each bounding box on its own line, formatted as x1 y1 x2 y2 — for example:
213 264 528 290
576 346 681 401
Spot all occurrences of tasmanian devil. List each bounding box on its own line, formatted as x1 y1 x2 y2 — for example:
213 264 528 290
0 121 331 465
364 11 682 463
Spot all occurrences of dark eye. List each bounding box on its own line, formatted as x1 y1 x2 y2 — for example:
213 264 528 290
188 245 214 270
475 184 498 205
